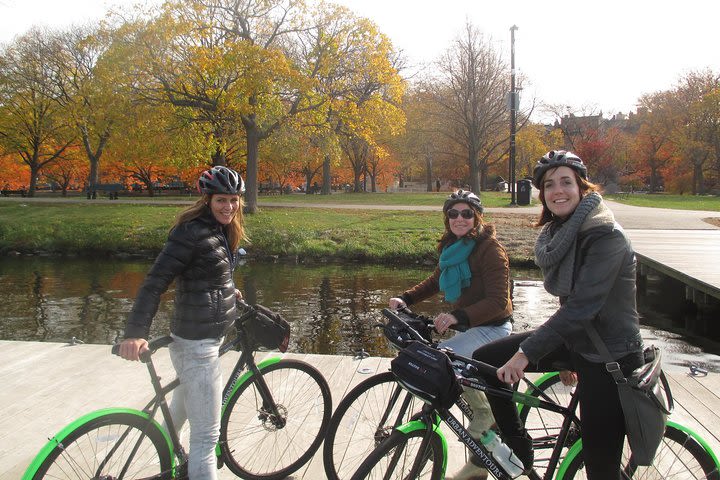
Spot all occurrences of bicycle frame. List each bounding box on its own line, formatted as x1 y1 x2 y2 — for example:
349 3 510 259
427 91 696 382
82 312 285 479
388 356 582 480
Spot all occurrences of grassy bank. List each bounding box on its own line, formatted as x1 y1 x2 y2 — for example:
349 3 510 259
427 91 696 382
0 201 539 267
605 193 720 211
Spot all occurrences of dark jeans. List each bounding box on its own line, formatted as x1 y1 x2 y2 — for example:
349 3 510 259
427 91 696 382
472 331 644 480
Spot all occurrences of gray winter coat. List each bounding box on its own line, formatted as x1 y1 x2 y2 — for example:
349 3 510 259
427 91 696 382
520 223 643 363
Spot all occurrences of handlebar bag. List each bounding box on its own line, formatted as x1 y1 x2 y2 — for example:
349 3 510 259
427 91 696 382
391 341 462 409
244 304 291 352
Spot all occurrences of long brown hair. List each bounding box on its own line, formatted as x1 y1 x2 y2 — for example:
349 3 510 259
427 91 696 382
437 209 492 252
536 168 600 226
174 194 248 251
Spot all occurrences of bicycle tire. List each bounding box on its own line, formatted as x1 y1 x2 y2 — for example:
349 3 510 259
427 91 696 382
323 370 424 480
557 423 720 479
25 410 174 480
219 359 332 480
349 425 446 480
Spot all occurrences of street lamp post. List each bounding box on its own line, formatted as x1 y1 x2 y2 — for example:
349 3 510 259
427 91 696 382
509 25 518 205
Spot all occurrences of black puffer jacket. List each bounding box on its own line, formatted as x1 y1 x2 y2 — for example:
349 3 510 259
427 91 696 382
124 209 238 340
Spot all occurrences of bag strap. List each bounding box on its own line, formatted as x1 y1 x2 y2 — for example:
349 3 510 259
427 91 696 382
586 323 628 385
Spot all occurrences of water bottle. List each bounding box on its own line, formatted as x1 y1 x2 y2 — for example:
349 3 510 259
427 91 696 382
480 429 524 478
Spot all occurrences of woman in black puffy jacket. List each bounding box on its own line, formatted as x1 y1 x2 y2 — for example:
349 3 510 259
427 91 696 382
119 166 247 480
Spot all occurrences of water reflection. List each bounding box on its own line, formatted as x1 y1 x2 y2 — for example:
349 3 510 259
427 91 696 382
0 257 718 373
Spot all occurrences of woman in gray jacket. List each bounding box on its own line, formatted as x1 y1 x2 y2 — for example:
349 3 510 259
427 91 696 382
472 150 644 480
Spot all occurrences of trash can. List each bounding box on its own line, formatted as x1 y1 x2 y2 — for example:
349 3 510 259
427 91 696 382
517 179 532 206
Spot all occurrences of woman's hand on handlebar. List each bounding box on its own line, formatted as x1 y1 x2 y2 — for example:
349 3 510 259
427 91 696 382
119 338 149 362
497 350 528 384
388 297 406 310
433 313 458 335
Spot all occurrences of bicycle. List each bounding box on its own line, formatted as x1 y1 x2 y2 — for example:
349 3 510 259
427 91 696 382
22 301 333 480
350 309 720 479
323 308 576 480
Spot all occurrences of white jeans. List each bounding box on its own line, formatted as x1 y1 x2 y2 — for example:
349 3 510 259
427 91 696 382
168 334 223 480
438 320 512 357
439 321 512 435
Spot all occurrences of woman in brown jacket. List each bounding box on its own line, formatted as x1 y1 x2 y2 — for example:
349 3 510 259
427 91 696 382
388 189 513 480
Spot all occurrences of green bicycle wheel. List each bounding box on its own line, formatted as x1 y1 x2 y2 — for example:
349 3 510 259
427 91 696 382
323 370 424 480
219 359 332 480
25 410 174 480
349 424 446 480
557 423 720 479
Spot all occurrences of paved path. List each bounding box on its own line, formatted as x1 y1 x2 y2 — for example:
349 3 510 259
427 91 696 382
2 195 719 230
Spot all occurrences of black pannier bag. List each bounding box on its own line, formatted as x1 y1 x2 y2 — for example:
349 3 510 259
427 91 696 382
244 304 291 352
390 341 463 409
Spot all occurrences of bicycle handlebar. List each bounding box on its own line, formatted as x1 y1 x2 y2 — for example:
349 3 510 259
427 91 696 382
111 335 174 363
380 308 435 347
380 307 499 379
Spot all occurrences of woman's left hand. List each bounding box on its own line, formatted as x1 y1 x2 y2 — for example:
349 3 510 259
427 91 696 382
433 313 458 334
235 289 243 300
497 351 529 384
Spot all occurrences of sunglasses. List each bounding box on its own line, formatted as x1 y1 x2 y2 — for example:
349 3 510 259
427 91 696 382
447 209 474 220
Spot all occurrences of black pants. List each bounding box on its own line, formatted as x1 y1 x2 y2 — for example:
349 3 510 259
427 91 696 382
472 331 644 480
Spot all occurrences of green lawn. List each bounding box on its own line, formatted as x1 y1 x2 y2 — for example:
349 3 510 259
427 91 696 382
0 202 446 263
257 191 525 208
605 193 720 212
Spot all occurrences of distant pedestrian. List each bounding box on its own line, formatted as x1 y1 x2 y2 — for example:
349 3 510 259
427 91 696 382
436 178 441 192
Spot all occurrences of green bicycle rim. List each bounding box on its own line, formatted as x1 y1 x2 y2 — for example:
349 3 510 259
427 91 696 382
396 418 449 473
516 371 560 417
667 420 720 468
22 407 174 480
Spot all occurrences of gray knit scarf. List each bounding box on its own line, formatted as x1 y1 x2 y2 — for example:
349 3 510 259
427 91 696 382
534 192 614 296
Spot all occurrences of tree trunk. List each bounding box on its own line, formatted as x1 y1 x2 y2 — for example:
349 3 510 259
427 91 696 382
425 152 433 192
245 126 260 213
322 155 331 195
468 149 480 193
28 164 39 197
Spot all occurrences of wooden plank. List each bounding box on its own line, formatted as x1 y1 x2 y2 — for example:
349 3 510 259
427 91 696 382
3 340 720 479
627 229 720 300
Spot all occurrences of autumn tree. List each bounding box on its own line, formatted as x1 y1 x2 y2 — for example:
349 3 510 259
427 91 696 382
426 22 514 193
0 29 76 196
50 25 125 191
635 91 681 192
515 124 562 180
393 86 446 191
672 70 720 194
294 4 405 194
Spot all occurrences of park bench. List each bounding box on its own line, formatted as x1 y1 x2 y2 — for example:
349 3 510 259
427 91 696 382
1 189 27 197
87 183 125 200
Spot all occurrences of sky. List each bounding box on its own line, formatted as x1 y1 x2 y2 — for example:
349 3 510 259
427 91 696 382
1 0 719 122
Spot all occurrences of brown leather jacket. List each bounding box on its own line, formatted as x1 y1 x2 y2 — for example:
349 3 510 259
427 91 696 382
401 225 513 329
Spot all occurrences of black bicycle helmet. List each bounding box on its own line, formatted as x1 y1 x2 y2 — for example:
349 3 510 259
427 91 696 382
532 150 587 188
443 189 483 214
197 166 245 195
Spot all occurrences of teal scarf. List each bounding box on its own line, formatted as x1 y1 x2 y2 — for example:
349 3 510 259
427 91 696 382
439 238 475 303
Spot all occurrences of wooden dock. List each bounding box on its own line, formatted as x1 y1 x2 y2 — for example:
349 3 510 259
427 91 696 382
627 229 720 302
2 340 719 479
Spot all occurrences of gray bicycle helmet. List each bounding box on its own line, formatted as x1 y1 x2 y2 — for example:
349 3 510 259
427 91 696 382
443 189 483 214
198 166 245 195
532 150 587 188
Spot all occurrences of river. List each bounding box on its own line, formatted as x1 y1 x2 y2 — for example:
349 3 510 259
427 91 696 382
1 256 718 373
